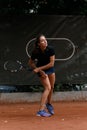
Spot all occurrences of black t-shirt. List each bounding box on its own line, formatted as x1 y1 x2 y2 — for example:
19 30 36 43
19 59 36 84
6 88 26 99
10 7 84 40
31 46 55 67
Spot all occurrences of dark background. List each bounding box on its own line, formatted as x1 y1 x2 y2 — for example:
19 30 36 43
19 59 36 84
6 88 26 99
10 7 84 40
0 0 87 86
0 0 87 15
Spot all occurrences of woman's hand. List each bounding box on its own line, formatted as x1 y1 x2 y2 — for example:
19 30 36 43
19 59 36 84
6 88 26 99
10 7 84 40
33 68 47 78
33 68 40 73
39 70 47 78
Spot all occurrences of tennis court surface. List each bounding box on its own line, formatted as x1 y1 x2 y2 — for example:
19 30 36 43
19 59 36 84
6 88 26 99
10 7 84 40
0 101 87 130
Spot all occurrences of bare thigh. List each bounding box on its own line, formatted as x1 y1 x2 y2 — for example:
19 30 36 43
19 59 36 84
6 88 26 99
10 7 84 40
48 73 55 88
39 75 51 90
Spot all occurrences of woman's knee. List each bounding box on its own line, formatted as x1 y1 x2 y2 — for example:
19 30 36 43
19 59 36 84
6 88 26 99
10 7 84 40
44 85 51 92
51 85 54 90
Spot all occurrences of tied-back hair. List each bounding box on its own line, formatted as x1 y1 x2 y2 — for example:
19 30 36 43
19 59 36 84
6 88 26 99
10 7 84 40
35 34 45 49
32 34 45 54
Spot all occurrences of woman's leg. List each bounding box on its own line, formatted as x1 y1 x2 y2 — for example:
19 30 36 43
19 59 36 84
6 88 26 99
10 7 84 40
47 73 55 104
39 75 51 110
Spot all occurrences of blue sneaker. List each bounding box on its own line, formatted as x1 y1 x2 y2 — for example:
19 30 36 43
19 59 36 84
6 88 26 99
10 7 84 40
36 110 51 117
46 103 54 115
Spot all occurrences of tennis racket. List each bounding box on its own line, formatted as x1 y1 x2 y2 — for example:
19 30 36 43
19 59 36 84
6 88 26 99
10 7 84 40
4 60 31 73
3 60 47 78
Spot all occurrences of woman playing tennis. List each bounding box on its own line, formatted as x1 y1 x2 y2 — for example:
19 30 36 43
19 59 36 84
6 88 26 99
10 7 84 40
29 34 55 117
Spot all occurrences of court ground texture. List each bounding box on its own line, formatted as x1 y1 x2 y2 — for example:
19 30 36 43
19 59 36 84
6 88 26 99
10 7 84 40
0 101 87 130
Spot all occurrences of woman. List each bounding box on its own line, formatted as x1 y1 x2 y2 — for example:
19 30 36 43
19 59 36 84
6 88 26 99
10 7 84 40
29 34 55 117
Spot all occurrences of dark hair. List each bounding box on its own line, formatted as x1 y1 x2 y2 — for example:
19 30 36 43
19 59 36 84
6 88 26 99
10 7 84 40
35 34 45 48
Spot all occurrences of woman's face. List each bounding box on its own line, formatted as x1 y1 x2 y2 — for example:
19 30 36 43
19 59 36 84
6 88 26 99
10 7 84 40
38 36 47 50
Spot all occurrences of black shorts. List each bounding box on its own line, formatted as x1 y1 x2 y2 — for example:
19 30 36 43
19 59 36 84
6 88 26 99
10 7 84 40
37 67 55 77
44 67 55 74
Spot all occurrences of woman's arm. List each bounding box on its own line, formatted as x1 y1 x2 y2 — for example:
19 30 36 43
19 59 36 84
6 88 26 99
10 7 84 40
29 58 47 78
28 58 36 69
33 55 55 73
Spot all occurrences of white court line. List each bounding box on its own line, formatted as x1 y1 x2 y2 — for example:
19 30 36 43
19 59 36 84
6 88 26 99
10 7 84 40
26 38 75 61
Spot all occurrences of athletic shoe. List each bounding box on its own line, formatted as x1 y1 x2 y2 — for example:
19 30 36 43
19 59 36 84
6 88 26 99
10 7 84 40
36 110 51 117
46 103 54 115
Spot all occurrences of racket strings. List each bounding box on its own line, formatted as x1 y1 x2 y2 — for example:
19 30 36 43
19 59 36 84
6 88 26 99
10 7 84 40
4 60 23 72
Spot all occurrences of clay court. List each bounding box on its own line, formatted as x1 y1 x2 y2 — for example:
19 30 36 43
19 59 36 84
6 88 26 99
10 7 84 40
0 101 87 130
